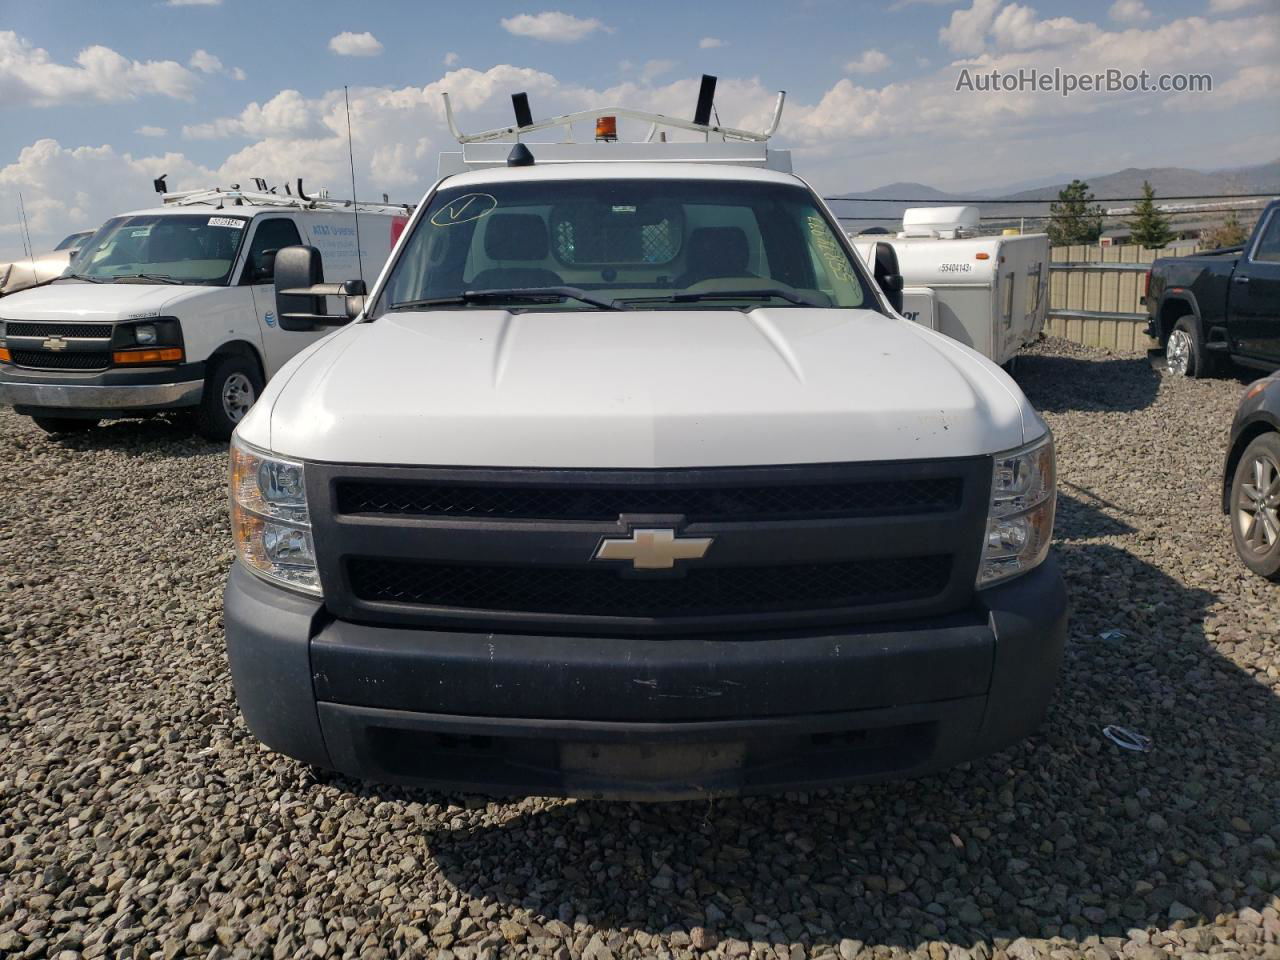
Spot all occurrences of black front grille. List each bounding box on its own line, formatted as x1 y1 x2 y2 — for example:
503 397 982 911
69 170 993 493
348 555 952 619
4 321 111 339
336 477 962 522
10 349 111 371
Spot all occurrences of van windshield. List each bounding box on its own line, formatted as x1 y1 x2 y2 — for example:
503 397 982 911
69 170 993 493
375 179 875 313
69 214 251 284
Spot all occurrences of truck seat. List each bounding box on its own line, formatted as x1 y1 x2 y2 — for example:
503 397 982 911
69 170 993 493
470 214 562 290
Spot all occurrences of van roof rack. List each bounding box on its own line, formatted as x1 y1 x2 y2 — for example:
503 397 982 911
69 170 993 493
158 181 414 216
438 74 791 176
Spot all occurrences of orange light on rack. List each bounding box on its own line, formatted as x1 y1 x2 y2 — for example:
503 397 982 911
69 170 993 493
595 115 618 142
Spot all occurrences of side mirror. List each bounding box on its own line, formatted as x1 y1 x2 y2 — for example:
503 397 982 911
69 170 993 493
872 242 905 315
251 249 278 283
274 245 366 331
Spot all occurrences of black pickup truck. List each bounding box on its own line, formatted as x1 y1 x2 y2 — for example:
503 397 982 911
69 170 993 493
1146 198 1280 377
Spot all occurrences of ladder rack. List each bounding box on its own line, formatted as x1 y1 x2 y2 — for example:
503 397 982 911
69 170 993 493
160 187 413 216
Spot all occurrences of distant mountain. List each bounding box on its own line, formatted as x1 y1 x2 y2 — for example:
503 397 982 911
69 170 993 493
833 159 1280 234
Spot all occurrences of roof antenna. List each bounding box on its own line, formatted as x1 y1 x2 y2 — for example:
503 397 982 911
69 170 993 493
17 193 36 273
343 87 363 291
343 85 365 292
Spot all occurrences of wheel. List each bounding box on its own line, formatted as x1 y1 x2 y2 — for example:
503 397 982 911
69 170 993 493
1165 316 1218 379
31 416 99 434
196 356 263 440
1230 432 1280 581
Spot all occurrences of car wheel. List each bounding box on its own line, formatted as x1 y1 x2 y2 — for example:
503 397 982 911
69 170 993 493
196 356 263 441
31 416 100 434
1230 431 1280 581
1165 316 1218 379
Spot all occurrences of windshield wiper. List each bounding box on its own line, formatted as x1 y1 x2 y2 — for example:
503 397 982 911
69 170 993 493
65 273 110 283
111 273 185 285
388 286 624 312
622 288 825 308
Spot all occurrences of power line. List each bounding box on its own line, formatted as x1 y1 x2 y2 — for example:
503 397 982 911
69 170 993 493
836 206 1268 223
823 191 1278 205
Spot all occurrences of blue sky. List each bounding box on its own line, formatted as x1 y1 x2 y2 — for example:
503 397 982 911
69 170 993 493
2 0 1277 250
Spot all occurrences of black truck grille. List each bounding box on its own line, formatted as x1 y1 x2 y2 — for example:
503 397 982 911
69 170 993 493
4 321 109 339
309 459 990 635
349 555 952 618
336 476 961 522
10 349 111 371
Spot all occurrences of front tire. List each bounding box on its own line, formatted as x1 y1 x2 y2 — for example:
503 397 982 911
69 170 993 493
1165 316 1218 379
196 356 263 441
31 416 100 435
1230 432 1280 581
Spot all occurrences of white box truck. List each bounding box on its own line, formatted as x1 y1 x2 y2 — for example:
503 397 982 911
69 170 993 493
852 207 1050 368
0 185 409 438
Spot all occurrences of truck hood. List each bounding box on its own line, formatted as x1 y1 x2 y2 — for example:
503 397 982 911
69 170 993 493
253 307 1033 468
0 281 211 321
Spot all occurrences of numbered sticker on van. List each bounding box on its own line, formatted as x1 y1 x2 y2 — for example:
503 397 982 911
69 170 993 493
208 217 246 229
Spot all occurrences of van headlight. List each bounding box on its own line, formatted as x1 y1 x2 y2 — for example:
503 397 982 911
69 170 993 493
977 432 1056 588
229 436 322 595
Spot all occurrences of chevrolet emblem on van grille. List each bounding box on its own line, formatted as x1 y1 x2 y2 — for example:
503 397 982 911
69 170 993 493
42 337 69 351
593 527 714 570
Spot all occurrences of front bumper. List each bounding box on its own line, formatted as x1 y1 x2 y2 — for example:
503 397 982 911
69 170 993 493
0 363 204 417
224 556 1068 800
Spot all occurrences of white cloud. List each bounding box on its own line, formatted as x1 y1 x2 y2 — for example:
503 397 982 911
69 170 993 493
845 50 892 74
0 139 214 252
443 52 460 67
189 48 244 79
941 0 1099 53
136 126 167 137
1209 0 1263 11
698 37 725 49
189 49 223 73
989 4 1099 50
640 59 676 83
183 89 318 140
328 31 383 57
939 0 1002 54
0 31 198 106
499 11 608 42
1109 0 1151 22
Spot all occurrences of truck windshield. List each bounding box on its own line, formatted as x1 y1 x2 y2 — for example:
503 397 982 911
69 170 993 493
69 214 251 284
376 179 875 313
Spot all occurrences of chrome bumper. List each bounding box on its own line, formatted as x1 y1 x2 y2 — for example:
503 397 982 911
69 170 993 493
0 379 203 410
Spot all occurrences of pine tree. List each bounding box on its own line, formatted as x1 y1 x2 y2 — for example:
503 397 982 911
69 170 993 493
1200 211 1249 250
1047 179 1104 246
1127 181 1174 249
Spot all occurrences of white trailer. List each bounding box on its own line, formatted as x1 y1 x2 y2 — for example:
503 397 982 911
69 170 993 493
852 207 1050 367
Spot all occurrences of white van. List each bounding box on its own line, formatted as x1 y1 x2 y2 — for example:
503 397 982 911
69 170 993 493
852 207 1050 368
0 187 408 438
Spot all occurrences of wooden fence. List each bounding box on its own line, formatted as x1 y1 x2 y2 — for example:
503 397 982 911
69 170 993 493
1043 242 1200 354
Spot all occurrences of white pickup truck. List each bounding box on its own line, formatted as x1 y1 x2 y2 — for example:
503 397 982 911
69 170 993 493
224 86 1066 799
0 187 405 438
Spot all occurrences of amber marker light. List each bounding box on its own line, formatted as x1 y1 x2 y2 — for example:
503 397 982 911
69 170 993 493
113 347 184 365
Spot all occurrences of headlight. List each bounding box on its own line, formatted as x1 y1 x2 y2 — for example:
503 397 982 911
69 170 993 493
229 436 322 595
977 431 1056 588
135 324 158 345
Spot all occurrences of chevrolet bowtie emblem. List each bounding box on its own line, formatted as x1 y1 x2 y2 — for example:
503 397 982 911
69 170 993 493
593 528 714 570
43 337 69 351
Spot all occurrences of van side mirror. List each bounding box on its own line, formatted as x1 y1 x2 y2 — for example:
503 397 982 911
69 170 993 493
274 245 366 331
251 249 278 283
872 241 905 315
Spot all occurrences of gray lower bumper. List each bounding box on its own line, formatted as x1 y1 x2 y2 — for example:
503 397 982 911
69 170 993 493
0 378 202 410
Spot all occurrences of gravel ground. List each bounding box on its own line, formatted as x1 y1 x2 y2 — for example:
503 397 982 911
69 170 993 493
0 337 1277 960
